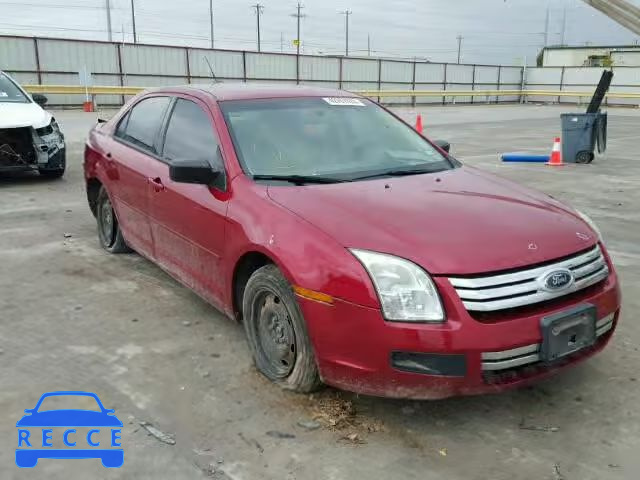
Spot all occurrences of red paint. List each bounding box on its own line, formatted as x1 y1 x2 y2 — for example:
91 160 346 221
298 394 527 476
84 85 622 399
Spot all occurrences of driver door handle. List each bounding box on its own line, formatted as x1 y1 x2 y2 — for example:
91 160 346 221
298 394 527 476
148 176 165 192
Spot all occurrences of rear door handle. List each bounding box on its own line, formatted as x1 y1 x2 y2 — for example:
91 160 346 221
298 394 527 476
148 176 165 192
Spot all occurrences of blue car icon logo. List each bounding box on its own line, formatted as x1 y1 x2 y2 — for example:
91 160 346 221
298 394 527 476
16 391 123 468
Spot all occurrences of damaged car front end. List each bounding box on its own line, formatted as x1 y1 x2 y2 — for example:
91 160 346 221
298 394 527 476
0 71 66 178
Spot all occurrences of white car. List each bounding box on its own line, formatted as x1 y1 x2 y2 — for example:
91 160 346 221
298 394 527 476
0 70 65 178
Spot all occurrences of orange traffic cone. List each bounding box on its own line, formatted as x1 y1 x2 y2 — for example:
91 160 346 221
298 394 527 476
547 137 563 166
415 114 423 134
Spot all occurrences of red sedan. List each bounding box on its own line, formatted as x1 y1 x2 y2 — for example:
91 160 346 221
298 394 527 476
84 85 620 399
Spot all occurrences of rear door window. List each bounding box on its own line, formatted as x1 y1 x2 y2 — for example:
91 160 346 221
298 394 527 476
115 96 170 154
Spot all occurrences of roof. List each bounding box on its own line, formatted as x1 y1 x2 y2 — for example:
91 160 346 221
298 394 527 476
169 83 355 101
543 45 640 51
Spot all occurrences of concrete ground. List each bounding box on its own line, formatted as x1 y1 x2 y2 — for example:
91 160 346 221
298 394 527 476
0 104 638 480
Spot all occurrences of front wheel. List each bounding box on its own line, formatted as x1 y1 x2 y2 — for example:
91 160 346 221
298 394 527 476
242 264 322 393
96 186 132 254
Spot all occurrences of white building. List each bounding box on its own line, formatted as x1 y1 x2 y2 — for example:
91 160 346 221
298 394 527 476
541 45 640 67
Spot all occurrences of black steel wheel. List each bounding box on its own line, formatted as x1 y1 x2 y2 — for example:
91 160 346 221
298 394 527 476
243 264 321 392
96 186 132 254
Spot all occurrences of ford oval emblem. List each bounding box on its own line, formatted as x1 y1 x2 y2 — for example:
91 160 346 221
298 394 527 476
541 269 574 291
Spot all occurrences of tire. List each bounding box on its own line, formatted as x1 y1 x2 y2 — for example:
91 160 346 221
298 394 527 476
242 264 322 393
96 186 132 254
576 151 594 164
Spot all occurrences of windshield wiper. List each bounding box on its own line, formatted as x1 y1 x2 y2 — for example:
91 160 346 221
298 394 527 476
252 174 348 185
350 167 444 181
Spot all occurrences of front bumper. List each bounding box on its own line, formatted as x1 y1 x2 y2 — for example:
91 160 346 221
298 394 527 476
299 266 621 399
0 126 65 172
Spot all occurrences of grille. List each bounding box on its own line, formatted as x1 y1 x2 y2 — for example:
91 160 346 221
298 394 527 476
448 245 609 312
481 313 614 372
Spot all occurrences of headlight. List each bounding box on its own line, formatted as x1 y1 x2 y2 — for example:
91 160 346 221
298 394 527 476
576 210 603 241
350 249 444 322
35 119 61 137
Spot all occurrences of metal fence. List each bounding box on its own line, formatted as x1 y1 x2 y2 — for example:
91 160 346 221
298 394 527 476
524 65 640 106
0 34 523 106
1 35 638 107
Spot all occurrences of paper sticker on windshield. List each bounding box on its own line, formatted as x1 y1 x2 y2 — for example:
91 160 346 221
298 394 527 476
322 97 365 106
0 91 8 97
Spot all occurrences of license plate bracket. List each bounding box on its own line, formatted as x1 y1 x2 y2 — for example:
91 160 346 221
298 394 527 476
541 304 597 363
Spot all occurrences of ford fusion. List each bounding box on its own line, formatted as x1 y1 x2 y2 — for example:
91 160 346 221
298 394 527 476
0 70 65 178
84 85 620 399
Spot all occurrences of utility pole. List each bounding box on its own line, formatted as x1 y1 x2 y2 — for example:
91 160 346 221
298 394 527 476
367 33 371 56
561 7 567 45
339 10 352 56
291 3 306 55
543 6 550 46
280 31 284 52
252 3 264 52
456 35 463 64
209 0 214 48
105 0 113 42
130 0 137 43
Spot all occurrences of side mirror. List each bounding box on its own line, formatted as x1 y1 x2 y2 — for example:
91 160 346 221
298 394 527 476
32 94 48 107
433 140 451 153
169 159 220 185
434 140 451 153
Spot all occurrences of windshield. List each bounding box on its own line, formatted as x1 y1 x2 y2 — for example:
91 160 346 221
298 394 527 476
220 97 452 182
37 395 102 412
0 73 29 103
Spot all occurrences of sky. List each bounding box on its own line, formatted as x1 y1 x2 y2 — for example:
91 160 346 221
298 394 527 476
1 0 639 65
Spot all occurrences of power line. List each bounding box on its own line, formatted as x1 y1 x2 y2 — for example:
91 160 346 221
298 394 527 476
339 9 352 56
561 7 568 45
0 1 121 9
105 0 112 42
209 0 214 48
290 2 305 55
0 21 548 56
252 3 264 52
130 0 137 43
0 19 549 54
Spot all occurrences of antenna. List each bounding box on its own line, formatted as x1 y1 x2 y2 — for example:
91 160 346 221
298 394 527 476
204 57 219 83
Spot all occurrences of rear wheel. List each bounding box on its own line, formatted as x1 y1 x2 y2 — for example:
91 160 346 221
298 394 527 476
243 264 321 393
96 186 132 254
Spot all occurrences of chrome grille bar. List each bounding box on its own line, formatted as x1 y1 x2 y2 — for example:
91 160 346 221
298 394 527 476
449 245 609 312
481 313 615 371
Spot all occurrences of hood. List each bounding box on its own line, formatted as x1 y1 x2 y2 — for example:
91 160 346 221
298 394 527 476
16 410 123 427
267 167 597 275
0 102 51 129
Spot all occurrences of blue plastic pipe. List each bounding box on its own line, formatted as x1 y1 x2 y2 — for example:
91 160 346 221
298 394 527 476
501 154 550 163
